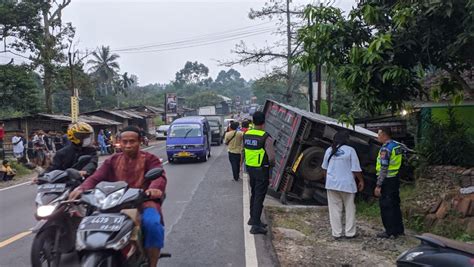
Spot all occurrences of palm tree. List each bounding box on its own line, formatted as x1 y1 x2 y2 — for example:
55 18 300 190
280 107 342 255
113 72 135 108
87 46 120 96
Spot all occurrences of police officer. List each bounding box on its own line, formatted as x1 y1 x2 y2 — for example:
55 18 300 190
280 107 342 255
374 127 404 238
243 111 275 235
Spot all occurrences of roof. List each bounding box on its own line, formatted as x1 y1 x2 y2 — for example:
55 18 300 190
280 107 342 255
2 113 121 126
266 100 378 138
114 109 144 119
172 116 207 124
82 109 130 119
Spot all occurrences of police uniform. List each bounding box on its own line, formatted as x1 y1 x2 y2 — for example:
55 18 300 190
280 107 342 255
376 140 404 237
244 129 270 228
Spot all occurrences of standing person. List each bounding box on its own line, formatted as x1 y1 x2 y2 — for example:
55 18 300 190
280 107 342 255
69 126 167 267
53 132 64 151
97 129 108 155
0 122 5 160
374 127 405 239
244 111 275 235
321 131 365 240
12 131 25 161
27 133 36 164
224 121 243 181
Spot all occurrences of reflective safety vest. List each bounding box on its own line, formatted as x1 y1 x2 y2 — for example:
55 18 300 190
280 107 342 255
376 140 403 177
243 129 268 167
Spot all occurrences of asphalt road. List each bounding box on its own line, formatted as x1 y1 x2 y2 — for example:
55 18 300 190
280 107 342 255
0 141 278 266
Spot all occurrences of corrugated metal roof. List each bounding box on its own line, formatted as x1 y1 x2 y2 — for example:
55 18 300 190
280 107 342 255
267 101 378 138
37 113 121 126
115 109 143 119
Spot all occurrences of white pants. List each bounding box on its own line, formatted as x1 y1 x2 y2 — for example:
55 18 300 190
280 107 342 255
327 190 356 237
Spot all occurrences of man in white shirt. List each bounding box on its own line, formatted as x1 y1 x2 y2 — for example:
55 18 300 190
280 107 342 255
12 131 25 160
321 131 364 239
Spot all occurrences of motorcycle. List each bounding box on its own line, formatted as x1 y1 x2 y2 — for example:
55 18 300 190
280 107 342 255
396 233 474 267
76 168 170 267
31 155 93 267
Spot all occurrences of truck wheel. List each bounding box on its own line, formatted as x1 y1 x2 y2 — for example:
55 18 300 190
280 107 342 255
298 147 325 182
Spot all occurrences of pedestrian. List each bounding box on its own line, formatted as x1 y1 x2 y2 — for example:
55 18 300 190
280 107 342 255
98 129 108 155
224 121 243 181
1 160 16 181
321 131 365 240
243 111 275 235
53 132 64 151
374 127 405 239
27 133 36 164
0 122 4 160
240 120 250 133
12 131 25 161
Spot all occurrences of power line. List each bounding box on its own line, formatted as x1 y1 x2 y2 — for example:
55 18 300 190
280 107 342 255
117 28 276 54
112 21 274 52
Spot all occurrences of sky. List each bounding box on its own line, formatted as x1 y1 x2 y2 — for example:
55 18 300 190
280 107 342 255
2 0 357 85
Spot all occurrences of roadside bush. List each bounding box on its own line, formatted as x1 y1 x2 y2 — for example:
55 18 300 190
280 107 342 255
9 159 32 176
417 107 474 168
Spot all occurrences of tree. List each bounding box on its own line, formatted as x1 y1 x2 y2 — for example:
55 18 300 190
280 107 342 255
173 61 210 88
87 46 121 96
186 91 222 109
226 0 306 102
0 64 42 118
211 68 251 101
296 0 473 116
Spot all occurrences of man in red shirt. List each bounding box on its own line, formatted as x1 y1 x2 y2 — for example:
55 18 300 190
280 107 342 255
69 126 167 266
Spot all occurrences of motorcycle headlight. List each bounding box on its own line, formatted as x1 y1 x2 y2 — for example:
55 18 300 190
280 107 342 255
96 189 125 210
37 203 58 218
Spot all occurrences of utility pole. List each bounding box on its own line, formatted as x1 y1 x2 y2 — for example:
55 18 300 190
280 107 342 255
307 10 314 112
286 0 292 103
315 65 322 114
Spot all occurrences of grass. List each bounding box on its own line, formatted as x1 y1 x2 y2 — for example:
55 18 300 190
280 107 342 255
267 207 314 236
356 184 474 242
9 159 32 176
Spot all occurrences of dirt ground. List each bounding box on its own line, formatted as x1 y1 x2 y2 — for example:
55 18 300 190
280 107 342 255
266 206 419 267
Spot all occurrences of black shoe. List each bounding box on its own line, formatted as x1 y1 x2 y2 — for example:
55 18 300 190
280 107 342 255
250 226 267 235
333 236 343 241
376 232 391 239
345 233 359 239
247 220 267 228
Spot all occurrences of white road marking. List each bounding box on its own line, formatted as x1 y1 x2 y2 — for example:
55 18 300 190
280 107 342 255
0 181 32 192
243 175 258 267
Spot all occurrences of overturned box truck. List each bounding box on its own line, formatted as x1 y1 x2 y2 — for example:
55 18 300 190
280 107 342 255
264 100 383 204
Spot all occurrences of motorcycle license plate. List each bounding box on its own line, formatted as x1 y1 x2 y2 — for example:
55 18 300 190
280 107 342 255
37 183 67 193
78 215 125 232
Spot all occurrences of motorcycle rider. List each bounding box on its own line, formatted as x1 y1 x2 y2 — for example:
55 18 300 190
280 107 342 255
45 122 98 177
69 125 167 267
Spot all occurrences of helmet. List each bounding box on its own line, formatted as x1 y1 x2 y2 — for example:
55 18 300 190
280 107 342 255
67 122 94 145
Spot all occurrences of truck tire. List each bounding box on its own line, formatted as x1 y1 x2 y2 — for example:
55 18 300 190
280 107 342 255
298 147 325 182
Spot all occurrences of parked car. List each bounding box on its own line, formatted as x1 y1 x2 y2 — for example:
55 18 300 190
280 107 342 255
208 118 223 145
166 116 212 163
155 125 170 140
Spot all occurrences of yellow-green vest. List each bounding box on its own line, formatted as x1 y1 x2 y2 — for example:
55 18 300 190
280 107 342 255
243 129 268 167
376 140 402 177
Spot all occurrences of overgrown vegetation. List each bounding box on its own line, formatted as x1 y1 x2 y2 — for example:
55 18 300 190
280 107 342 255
9 160 32 176
418 108 474 168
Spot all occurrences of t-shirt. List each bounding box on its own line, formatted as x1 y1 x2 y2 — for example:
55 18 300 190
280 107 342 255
321 145 362 193
12 136 24 154
224 130 243 154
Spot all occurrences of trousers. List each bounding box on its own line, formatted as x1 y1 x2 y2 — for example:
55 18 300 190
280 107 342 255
327 190 356 237
228 152 241 181
379 177 404 236
247 166 269 225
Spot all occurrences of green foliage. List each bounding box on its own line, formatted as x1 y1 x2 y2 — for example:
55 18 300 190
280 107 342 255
296 0 473 115
418 107 474 167
186 91 222 109
9 160 31 176
173 61 210 88
0 64 42 119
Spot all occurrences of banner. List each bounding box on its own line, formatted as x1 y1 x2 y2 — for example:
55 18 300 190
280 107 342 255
165 93 178 114
71 96 79 123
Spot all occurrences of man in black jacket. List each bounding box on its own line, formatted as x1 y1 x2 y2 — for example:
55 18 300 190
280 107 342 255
45 122 98 177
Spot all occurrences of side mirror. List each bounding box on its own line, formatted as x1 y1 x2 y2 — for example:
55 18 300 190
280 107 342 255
144 168 164 181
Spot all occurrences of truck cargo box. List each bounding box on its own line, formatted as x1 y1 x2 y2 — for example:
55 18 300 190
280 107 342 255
263 100 382 204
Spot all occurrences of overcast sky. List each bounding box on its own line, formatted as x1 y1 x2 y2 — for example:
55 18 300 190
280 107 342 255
2 0 356 85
